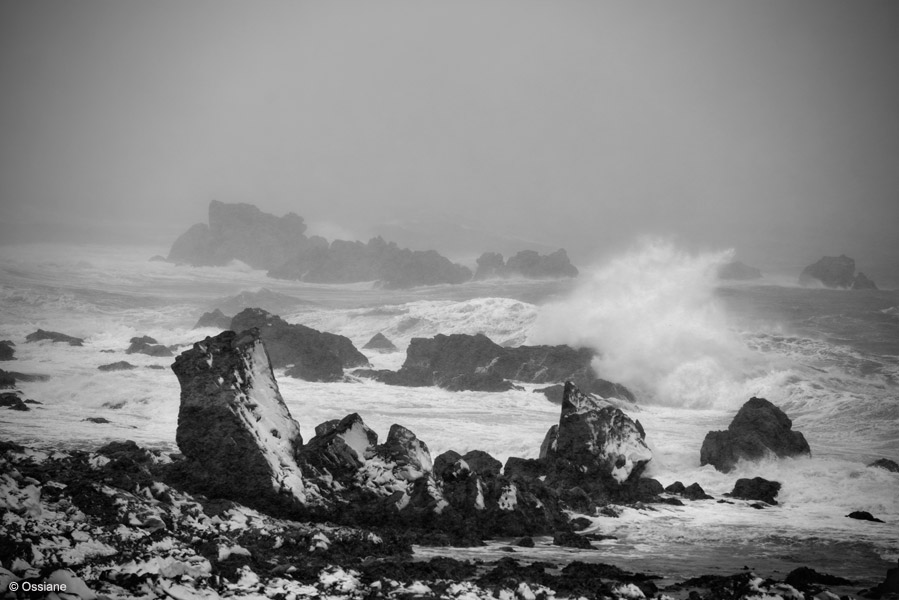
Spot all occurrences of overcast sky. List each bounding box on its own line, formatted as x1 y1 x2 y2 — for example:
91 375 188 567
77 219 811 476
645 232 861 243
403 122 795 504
1 1 897 275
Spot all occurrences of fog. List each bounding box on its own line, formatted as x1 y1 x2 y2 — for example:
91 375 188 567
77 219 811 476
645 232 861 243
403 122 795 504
2 1 898 280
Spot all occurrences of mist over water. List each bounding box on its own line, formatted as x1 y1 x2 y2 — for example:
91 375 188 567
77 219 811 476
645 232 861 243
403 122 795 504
531 239 771 408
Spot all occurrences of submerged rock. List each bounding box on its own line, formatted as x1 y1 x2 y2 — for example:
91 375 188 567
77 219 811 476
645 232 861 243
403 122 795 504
700 397 810 473
231 307 368 381
193 308 232 329
171 329 321 511
25 329 84 346
362 332 397 352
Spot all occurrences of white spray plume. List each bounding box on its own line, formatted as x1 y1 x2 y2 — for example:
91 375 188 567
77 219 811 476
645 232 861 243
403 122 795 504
530 238 760 408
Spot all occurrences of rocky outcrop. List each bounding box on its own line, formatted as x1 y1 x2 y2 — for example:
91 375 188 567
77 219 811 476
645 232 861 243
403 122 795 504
0 340 14 361
700 397 810 473
535 378 636 404
726 477 781 505
868 458 899 472
717 260 762 280
170 329 321 512
473 249 578 280
362 332 397 352
231 308 369 381
98 361 137 371
358 333 595 392
214 287 314 317
193 308 232 329
126 335 173 357
25 329 84 346
799 255 878 289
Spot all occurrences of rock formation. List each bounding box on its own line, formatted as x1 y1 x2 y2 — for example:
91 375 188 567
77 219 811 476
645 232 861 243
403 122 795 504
170 329 321 511
231 308 369 381
868 458 899 472
700 397 810 472
717 260 762 280
357 333 595 392
193 308 232 329
473 249 578 280
362 332 397 352
727 477 781 505
0 340 14 361
126 335 173 357
213 287 314 317
799 255 878 289
25 329 84 346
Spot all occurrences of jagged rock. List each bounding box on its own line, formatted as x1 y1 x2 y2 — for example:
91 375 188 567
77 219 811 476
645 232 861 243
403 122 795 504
98 361 137 371
700 397 810 473
363 333 594 392
362 332 397 352
0 392 30 411
193 308 232 329
664 481 686 495
717 260 762 280
0 340 14 361
799 254 877 289
126 336 173 357
231 308 368 381
727 477 781 505
847 510 884 523
784 566 855 592
868 458 899 472
535 378 635 404
25 329 84 346
170 329 320 511
682 482 714 500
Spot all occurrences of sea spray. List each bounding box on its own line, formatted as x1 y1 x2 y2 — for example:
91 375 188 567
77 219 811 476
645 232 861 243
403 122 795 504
529 238 768 408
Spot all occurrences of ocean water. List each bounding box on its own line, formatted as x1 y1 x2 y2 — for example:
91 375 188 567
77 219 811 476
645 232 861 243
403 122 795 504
0 241 897 586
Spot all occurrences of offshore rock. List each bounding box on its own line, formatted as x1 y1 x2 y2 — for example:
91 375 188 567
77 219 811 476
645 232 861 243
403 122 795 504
852 271 878 290
170 329 320 512
727 477 781 505
868 458 899 472
231 308 368 381
25 329 84 346
126 335 173 357
799 254 877 289
193 308 232 329
700 397 810 473
535 378 636 404
98 361 137 372
473 249 579 280
718 260 762 280
0 340 14 361
362 332 398 352
214 287 315 317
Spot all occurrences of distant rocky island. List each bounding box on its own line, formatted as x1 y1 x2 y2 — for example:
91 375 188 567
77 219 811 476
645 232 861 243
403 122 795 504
166 201 578 288
717 260 762 281
799 255 877 290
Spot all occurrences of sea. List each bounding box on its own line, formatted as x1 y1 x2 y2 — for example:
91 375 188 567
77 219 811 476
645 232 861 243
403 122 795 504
1 239 897 588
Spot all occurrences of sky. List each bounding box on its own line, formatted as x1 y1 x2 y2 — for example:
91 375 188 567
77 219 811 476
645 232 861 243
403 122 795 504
1 1 898 278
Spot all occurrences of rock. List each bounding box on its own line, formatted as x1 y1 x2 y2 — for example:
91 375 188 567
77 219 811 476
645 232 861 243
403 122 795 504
784 566 855 591
472 252 505 280
700 397 810 473
682 483 714 500
170 329 321 512
214 288 315 317
0 369 49 387
0 340 15 361
0 392 30 411
543 382 652 486
193 309 232 329
799 254 877 289
864 560 899 598
231 308 369 381
552 531 593 549
727 477 781 505
536 379 636 404
515 537 535 548
126 336 173 357
846 510 884 523
25 329 84 346
868 458 899 472
665 481 686 495
98 361 137 371
148 254 167 262
718 260 762 280
472 249 578 280
458 450 502 479
362 332 397 352
83 417 111 423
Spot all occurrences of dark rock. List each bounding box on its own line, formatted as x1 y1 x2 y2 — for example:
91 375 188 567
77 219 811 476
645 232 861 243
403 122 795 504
535 378 636 404
799 254 877 289
472 252 505 280
0 392 30 411
170 329 319 512
505 249 579 279
231 308 368 381
98 361 137 371
0 369 50 386
0 370 15 388
214 288 315 317
864 560 899 598
853 271 878 290
727 477 781 505
784 566 855 591
569 516 592 531
362 332 397 352
552 531 593 549
193 308 232 329
682 482 714 500
515 536 535 548
635 477 664 501
126 336 173 357
433 450 465 481
847 510 884 523
718 260 762 280
83 417 112 423
665 481 686 495
0 340 14 361
459 450 502 479
700 397 810 472
868 458 899 472
25 329 84 346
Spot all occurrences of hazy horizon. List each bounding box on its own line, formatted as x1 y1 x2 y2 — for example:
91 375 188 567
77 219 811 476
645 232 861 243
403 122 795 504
2 2 898 281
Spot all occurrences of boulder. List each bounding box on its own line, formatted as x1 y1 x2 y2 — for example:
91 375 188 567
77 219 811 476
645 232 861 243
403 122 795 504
170 329 321 511
700 397 810 472
717 260 762 280
98 361 137 372
846 510 884 523
25 329 84 346
0 340 14 361
193 308 232 330
799 254 877 289
126 336 173 357
0 392 30 411
868 458 899 472
231 308 369 381
362 332 398 352
727 477 781 505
